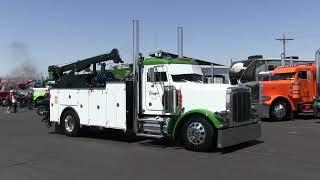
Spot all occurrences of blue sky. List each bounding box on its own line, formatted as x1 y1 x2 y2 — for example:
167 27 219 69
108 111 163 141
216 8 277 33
1 0 320 76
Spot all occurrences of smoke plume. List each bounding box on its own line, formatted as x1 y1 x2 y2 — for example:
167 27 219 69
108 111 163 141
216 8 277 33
8 41 38 80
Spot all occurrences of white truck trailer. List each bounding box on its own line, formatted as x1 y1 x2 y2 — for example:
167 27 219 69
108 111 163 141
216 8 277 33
43 47 261 152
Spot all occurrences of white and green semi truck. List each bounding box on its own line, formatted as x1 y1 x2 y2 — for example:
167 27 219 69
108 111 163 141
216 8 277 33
43 21 260 152
44 48 261 152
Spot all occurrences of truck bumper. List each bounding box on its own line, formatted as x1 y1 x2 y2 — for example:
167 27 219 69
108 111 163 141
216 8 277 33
252 103 270 119
217 123 261 148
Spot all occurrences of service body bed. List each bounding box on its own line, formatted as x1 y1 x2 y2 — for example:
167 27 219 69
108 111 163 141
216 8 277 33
50 83 127 130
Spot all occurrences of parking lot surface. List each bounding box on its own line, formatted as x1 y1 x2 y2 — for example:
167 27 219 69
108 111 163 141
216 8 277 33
0 110 320 180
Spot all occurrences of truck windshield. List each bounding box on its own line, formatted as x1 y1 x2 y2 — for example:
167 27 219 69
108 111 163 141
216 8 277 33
172 74 203 82
272 73 295 80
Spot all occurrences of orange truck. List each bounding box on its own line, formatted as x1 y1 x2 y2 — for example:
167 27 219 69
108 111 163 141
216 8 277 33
255 49 320 121
259 64 319 120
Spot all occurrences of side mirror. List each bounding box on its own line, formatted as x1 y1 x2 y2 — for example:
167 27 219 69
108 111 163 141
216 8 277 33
148 67 156 82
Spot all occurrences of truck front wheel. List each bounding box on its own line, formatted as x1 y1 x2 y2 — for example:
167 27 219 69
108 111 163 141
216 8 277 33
182 116 215 152
270 100 292 121
62 110 80 137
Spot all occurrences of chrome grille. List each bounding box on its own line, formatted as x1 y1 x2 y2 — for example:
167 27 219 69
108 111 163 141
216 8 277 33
230 88 251 123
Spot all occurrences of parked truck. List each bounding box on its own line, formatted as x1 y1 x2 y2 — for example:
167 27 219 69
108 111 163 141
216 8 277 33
42 47 261 152
253 49 320 121
42 22 261 151
259 64 316 120
33 87 49 107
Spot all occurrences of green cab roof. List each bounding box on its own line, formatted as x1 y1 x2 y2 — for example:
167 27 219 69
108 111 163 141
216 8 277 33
143 57 199 65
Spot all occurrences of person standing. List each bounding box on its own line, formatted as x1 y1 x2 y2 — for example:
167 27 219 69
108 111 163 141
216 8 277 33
27 89 33 110
6 94 12 113
10 90 17 113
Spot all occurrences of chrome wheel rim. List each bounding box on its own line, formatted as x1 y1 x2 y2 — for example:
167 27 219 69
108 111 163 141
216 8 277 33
187 122 206 145
273 103 286 119
64 115 75 133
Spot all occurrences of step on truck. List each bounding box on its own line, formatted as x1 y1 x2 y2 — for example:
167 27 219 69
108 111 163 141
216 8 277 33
43 23 261 152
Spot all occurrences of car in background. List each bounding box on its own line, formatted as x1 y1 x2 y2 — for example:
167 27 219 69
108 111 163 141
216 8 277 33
33 87 49 107
0 91 10 106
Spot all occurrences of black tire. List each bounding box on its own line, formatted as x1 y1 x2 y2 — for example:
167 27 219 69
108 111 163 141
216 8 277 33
54 123 63 134
61 110 80 137
37 106 46 116
270 100 292 121
181 116 216 152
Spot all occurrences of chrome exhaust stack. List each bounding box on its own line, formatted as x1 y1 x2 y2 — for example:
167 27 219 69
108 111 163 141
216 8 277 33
133 20 140 132
178 27 183 58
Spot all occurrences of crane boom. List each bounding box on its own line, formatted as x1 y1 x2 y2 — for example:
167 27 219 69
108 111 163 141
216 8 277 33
48 48 123 81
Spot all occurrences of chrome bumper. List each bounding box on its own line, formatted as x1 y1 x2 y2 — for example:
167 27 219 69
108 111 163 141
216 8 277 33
217 123 261 148
252 103 270 119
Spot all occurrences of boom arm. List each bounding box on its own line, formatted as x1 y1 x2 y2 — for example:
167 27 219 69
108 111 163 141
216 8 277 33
49 48 123 81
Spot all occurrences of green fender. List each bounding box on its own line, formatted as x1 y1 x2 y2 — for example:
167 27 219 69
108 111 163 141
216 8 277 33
33 91 45 101
170 109 223 140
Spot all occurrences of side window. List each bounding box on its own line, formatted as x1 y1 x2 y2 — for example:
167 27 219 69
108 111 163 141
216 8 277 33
147 72 168 82
307 71 312 79
298 71 307 79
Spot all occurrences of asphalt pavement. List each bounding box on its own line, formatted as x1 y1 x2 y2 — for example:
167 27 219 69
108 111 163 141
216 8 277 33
0 109 320 180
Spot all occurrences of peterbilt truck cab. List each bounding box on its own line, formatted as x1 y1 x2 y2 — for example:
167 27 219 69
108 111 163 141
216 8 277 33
46 50 261 152
259 64 317 121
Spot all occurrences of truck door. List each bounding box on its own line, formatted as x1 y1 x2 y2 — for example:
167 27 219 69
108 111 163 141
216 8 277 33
144 66 168 112
298 70 314 102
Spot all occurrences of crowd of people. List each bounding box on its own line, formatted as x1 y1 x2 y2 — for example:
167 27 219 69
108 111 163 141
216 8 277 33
1 89 33 113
